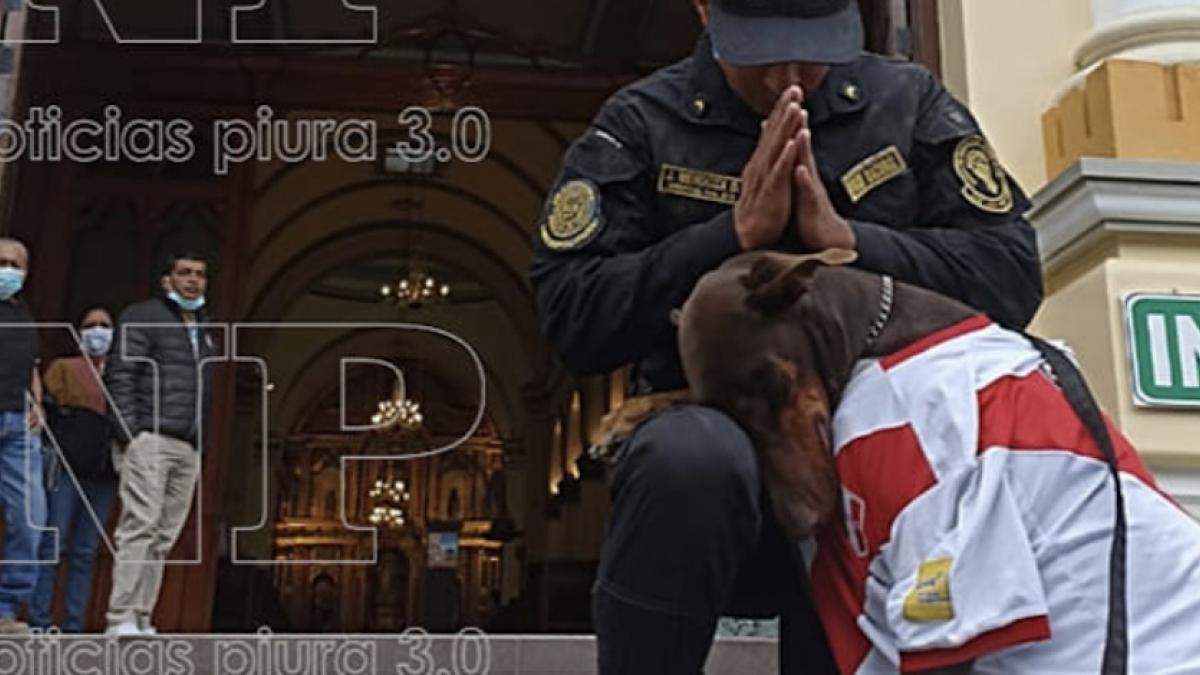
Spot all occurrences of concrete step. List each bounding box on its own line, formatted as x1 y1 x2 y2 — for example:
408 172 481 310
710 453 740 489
0 632 779 674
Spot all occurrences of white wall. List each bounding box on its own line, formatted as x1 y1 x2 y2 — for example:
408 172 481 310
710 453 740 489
938 0 1094 192
1092 0 1200 24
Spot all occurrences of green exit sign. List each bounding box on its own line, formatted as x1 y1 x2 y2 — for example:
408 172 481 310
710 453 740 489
1125 294 1200 408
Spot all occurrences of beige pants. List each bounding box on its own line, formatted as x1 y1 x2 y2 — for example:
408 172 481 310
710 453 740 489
107 432 199 628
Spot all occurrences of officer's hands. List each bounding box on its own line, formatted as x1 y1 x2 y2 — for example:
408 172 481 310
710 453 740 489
793 115 857 251
734 86 806 251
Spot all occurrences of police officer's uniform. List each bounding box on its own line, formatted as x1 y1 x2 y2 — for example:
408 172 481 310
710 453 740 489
527 3 1044 673
531 38 1042 393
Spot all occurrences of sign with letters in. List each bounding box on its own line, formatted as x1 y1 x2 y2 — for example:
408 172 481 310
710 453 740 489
1124 293 1200 408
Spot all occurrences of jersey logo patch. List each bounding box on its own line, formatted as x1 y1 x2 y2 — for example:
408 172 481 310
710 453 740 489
954 135 1014 214
844 489 869 558
903 557 955 622
841 145 907 203
541 179 601 250
657 164 742 206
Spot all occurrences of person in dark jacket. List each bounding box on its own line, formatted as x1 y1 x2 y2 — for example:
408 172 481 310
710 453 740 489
31 306 118 633
0 237 46 635
527 1 1044 673
104 252 215 636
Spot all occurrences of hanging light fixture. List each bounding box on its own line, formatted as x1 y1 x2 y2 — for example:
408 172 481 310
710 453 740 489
380 269 451 309
371 396 424 430
368 476 410 528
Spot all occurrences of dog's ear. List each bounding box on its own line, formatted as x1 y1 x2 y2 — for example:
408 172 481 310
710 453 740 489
741 249 857 315
808 248 858 267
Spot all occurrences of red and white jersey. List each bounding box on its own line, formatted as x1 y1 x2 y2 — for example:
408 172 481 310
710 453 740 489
805 315 1200 674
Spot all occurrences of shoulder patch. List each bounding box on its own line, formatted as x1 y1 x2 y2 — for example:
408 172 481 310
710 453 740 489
903 557 955 622
953 135 1014 214
841 145 908 203
540 179 602 251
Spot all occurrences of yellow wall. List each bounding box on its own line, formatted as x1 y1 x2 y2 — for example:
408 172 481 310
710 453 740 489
939 0 1094 193
1107 238 1200 467
1032 239 1200 468
943 0 1200 489
1043 59 1200 176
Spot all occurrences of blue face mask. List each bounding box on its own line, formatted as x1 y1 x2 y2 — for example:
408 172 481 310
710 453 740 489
0 267 25 300
167 290 206 313
81 326 113 356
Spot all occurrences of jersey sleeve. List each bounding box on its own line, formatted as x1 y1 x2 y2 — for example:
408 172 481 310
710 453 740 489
866 455 1052 673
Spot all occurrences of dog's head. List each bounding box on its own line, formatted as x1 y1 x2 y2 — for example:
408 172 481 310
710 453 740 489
677 249 858 540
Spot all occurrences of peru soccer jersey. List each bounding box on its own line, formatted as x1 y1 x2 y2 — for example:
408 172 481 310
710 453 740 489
804 315 1200 674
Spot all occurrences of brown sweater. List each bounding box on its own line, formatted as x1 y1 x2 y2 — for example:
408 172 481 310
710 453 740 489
43 356 107 415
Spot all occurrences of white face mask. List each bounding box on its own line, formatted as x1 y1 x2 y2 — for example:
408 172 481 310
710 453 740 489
81 326 113 356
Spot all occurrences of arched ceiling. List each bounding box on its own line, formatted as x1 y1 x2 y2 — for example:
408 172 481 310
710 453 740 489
239 110 578 441
58 0 701 69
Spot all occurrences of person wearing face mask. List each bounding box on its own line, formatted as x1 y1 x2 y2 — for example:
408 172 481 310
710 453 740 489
30 306 118 633
104 252 215 636
0 237 47 635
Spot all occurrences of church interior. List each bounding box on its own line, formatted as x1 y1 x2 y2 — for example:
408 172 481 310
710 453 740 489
0 0 935 633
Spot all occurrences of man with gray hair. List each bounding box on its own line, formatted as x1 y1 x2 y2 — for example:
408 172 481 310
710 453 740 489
0 237 46 634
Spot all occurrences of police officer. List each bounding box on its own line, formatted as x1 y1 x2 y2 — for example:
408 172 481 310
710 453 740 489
528 0 1043 672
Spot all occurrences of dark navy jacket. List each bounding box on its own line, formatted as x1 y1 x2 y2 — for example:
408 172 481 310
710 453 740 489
106 296 215 448
530 34 1043 394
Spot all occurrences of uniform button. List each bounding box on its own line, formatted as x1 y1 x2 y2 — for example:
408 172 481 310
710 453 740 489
841 83 860 102
692 96 707 116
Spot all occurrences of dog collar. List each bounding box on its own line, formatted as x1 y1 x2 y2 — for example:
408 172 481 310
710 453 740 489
863 275 894 349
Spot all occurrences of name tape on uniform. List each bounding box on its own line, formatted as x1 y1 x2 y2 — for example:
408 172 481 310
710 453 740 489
841 145 907 204
657 164 742 206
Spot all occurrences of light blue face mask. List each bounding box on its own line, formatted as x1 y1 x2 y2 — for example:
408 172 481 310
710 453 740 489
81 326 113 356
167 290 206 313
0 267 25 300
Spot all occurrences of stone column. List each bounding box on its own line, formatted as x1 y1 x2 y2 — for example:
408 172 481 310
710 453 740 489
1033 0 1200 516
1079 0 1200 68
1044 0 1200 176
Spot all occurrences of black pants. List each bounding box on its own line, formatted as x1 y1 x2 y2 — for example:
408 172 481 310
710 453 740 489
594 406 837 675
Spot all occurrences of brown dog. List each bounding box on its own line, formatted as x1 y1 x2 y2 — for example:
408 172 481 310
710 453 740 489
668 250 1200 674
605 249 965 541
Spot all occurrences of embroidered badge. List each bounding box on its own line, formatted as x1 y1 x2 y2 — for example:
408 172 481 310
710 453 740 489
954 135 1014 214
541 180 601 250
903 557 955 622
658 164 742 206
841 146 907 203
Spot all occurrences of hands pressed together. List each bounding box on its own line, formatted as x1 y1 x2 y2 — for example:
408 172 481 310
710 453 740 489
734 85 856 253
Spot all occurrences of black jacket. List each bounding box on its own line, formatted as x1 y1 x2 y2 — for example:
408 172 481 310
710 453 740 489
529 34 1044 394
106 296 215 448
0 296 38 412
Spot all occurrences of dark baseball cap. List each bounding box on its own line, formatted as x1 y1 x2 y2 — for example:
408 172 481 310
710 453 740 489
708 0 864 66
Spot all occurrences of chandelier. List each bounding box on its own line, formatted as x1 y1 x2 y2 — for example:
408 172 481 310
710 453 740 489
368 477 410 528
371 396 424 430
380 270 451 309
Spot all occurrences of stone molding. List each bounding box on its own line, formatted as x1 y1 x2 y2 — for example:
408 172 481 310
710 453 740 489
1030 157 1200 273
